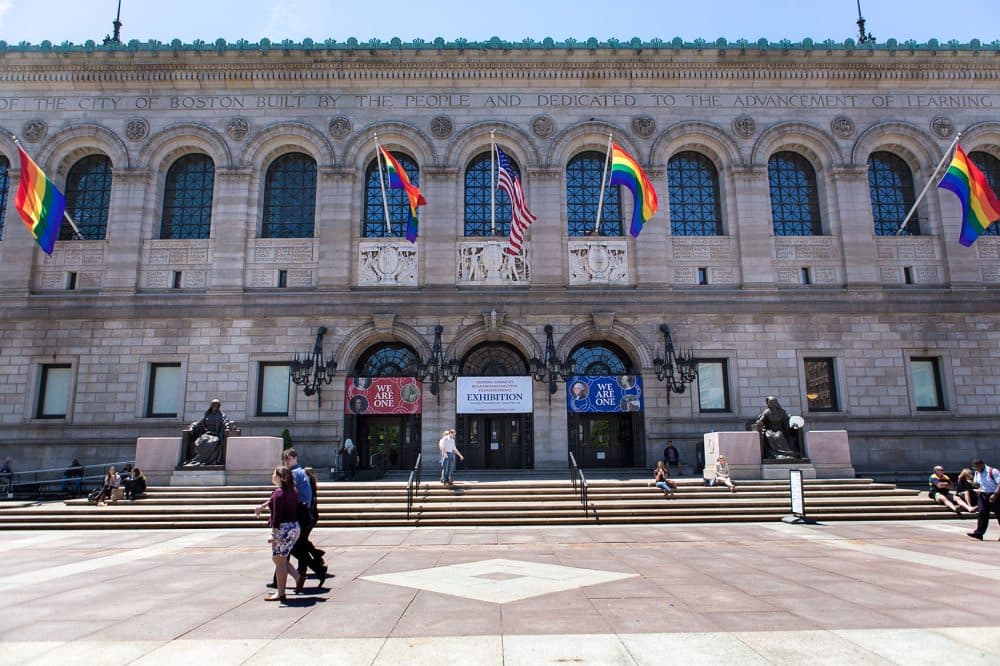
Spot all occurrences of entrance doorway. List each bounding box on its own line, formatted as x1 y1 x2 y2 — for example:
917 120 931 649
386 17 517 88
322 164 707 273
568 412 641 467
356 415 421 470
457 414 533 469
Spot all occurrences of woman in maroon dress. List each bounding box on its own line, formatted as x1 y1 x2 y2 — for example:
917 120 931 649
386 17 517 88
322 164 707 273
255 466 303 602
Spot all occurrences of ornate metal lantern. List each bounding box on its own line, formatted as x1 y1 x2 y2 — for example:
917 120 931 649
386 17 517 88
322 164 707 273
652 323 697 403
530 325 575 400
290 326 337 405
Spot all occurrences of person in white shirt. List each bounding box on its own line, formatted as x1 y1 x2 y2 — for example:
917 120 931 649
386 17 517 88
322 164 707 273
967 458 1000 540
438 429 463 485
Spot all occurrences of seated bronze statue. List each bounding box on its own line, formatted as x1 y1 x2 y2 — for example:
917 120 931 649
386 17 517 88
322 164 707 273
182 399 237 466
753 396 806 460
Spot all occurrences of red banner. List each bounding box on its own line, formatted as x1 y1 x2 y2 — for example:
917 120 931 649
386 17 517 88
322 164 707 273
344 377 423 415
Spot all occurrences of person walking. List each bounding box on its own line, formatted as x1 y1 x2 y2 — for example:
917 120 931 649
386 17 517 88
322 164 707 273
297 467 331 587
342 439 358 481
438 429 463 485
255 466 303 602
967 458 1000 541
281 449 327 591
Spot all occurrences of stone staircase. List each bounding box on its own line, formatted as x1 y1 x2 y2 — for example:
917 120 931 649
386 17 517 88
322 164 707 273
0 477 960 530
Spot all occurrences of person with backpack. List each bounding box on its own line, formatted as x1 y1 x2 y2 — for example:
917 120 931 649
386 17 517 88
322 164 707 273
967 458 1000 541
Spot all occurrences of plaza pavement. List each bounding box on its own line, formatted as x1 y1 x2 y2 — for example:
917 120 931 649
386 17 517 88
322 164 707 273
2 518 1000 664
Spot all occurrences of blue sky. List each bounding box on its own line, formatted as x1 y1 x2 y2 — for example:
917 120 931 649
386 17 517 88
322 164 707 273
0 0 997 45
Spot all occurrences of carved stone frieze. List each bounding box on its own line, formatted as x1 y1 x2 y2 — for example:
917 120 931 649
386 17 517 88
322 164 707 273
876 236 939 261
531 115 556 139
142 239 212 266
456 240 530 285
931 116 955 139
669 237 735 261
732 114 756 139
328 116 352 139
125 118 149 141
43 243 105 266
830 115 855 139
37 270 102 290
430 115 454 139
358 240 418 286
568 240 629 285
252 238 316 263
21 120 47 143
226 117 251 141
774 237 838 260
631 116 656 138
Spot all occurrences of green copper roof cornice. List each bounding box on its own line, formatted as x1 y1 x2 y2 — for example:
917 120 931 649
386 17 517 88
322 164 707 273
1 36 998 54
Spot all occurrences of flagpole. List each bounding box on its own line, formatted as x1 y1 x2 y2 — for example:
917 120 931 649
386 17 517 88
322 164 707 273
594 133 613 235
896 131 962 236
490 130 497 236
11 133 85 241
373 134 392 237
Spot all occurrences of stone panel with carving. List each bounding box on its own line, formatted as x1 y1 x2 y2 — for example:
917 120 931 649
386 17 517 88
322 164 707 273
456 240 530 285
568 240 629 285
774 237 838 261
252 238 316 263
247 238 317 289
358 240 419 286
670 237 735 261
139 240 213 289
875 236 945 286
33 242 107 291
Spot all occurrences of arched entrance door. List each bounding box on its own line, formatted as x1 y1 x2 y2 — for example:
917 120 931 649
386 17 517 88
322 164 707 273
345 343 423 472
566 342 645 468
455 342 534 469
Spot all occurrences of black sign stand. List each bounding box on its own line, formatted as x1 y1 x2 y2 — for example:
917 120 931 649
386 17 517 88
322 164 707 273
781 468 816 524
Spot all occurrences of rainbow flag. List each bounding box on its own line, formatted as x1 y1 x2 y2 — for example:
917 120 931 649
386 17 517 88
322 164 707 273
379 146 426 242
938 144 1000 247
609 142 658 237
14 146 65 255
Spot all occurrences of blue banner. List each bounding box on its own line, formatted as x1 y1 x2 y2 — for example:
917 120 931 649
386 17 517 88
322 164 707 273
566 375 643 413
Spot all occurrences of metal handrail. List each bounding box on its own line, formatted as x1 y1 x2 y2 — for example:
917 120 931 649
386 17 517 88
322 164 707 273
3 460 135 498
567 452 588 516
568 451 578 493
577 467 589 516
406 452 422 519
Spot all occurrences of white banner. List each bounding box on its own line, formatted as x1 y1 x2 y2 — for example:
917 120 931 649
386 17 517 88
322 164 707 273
456 376 533 414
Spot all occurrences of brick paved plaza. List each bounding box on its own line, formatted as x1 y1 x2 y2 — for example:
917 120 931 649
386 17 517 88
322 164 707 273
3 519 999 664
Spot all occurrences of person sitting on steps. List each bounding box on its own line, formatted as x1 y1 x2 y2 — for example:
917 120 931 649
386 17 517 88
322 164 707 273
652 460 677 498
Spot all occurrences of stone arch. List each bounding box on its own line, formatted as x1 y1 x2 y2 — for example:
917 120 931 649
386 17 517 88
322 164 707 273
446 320 543 366
38 124 130 176
238 121 335 170
446 121 542 170
342 121 437 170
138 123 232 171
335 321 432 373
952 121 1000 160
750 121 844 169
851 121 940 173
546 120 641 167
651 120 744 170
557 319 655 370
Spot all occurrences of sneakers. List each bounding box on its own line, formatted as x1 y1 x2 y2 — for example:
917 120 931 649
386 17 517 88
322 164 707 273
967 532 984 540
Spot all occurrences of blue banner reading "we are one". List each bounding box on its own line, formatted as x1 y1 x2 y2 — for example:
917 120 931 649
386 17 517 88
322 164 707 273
566 375 643 413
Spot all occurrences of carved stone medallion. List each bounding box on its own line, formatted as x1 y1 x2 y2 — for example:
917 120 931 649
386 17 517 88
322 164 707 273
430 115 453 139
226 117 251 141
930 116 955 139
329 116 352 139
631 116 656 139
732 114 756 139
830 115 855 139
125 118 149 142
531 115 556 139
21 120 47 143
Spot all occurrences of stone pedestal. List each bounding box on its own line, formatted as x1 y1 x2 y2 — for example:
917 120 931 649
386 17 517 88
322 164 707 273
135 437 183 485
704 429 855 480
170 469 226 486
224 436 283 485
761 462 817 480
702 432 760 481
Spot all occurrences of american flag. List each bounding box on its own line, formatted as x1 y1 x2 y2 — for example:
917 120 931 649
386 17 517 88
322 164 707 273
496 145 536 256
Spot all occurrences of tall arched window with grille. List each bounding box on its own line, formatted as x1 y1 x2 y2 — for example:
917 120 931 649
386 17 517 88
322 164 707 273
969 150 1000 237
362 151 420 238
262 152 316 239
464 151 515 237
568 342 634 375
667 151 722 236
767 151 822 236
0 155 8 240
868 151 919 236
159 154 215 240
63 154 113 240
355 343 421 377
566 151 622 237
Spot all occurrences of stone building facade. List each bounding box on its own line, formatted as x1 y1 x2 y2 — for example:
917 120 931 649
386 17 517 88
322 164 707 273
0 37 998 475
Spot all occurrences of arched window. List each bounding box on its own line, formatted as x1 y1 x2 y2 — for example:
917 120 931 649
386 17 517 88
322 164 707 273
363 151 420 238
262 152 316 239
0 155 8 240
566 151 622 237
355 343 421 377
568 342 634 375
63 154 112 240
767 151 822 236
460 342 529 376
868 151 919 236
159 154 215 239
667 151 722 236
464 151 518 237
969 151 1000 237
